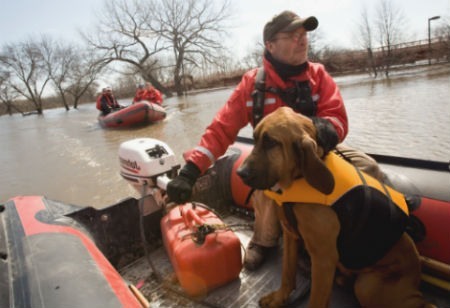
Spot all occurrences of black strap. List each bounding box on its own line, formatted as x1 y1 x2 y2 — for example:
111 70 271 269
251 67 266 126
333 148 353 163
251 67 317 127
267 81 316 116
282 202 302 238
244 188 255 206
378 175 400 219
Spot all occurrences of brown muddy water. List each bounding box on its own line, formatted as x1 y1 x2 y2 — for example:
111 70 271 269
1 65 449 208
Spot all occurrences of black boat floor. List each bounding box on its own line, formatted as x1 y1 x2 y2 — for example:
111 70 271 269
119 215 448 308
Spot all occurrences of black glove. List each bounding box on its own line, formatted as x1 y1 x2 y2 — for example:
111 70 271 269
311 117 339 155
166 162 201 204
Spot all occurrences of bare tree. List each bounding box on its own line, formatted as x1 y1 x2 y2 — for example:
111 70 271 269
356 5 378 77
240 41 264 70
68 52 104 109
433 18 450 61
0 39 50 114
374 0 406 76
85 0 233 97
146 0 233 95
84 0 172 96
41 37 103 110
41 37 72 110
307 30 324 62
0 70 24 115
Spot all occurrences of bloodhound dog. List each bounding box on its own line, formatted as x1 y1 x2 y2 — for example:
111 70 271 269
237 107 432 308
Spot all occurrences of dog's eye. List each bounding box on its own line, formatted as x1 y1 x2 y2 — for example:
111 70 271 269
262 134 279 150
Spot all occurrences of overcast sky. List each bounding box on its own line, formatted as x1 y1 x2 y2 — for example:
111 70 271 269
0 0 448 58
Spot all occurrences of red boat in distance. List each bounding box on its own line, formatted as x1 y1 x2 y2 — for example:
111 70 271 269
98 101 166 129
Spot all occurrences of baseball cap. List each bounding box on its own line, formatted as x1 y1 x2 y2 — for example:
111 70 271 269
263 10 318 42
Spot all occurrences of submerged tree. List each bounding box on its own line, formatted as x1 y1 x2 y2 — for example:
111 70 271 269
67 51 104 109
0 39 50 114
356 5 378 77
355 0 407 77
374 0 407 76
84 0 171 96
41 37 103 110
0 70 23 115
146 0 232 95
41 37 73 110
85 0 233 97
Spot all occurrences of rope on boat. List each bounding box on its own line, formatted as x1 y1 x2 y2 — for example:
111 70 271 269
180 222 251 244
138 187 224 308
174 201 253 245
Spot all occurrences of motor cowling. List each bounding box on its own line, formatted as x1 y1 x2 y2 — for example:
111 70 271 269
118 138 180 191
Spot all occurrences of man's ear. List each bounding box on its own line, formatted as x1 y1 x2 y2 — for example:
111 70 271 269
265 41 275 54
293 137 334 195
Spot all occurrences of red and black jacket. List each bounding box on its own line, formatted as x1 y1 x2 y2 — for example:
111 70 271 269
185 58 348 173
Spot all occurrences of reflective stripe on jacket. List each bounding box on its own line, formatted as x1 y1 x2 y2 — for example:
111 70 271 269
185 58 348 173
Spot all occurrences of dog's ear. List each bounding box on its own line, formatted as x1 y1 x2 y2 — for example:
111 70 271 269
293 137 335 195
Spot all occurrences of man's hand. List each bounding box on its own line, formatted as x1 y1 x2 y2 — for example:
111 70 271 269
166 162 201 204
311 117 339 155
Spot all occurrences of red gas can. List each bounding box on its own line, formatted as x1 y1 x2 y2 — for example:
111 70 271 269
160 203 242 296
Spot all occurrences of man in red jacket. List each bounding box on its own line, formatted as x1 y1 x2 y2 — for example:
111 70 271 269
167 11 382 270
145 83 163 105
133 83 163 105
132 84 146 104
96 86 122 116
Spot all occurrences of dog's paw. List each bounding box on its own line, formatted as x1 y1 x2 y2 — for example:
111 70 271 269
259 291 286 308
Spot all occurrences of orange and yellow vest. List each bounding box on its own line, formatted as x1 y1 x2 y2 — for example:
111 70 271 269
265 152 409 269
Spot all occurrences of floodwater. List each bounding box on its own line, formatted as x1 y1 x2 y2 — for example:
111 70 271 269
1 65 449 208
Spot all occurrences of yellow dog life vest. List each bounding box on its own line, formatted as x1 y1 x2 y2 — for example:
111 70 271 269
264 152 410 269
265 152 408 215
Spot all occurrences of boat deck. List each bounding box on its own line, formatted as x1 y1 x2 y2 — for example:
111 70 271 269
120 215 449 308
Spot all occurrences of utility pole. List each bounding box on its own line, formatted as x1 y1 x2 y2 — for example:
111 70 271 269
428 16 441 65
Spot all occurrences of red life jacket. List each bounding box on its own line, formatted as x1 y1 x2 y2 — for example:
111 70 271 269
96 94 117 110
96 95 102 111
147 88 163 104
132 89 146 103
137 88 162 104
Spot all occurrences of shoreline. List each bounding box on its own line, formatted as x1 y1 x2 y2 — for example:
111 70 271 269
1 62 449 117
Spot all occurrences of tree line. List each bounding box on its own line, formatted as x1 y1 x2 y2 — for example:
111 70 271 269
1 0 449 116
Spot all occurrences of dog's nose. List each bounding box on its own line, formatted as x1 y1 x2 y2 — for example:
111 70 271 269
236 165 250 181
237 163 269 190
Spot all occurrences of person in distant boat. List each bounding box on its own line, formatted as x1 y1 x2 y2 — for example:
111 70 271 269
132 82 163 105
167 10 384 271
96 86 122 116
132 84 146 104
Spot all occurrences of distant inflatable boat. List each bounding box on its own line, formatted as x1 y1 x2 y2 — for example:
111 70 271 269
98 101 166 128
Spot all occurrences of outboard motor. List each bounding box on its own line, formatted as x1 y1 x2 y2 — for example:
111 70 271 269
119 137 180 221
118 138 181 281
118 138 180 193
